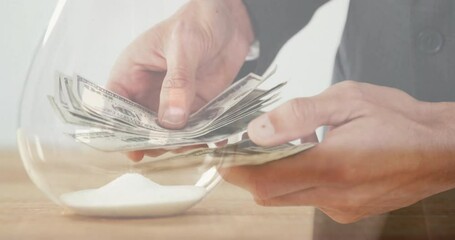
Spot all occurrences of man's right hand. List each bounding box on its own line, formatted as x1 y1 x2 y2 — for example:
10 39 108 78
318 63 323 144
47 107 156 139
107 0 254 161
108 0 254 129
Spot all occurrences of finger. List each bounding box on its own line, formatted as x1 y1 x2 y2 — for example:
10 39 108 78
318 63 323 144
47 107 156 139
255 187 324 207
220 145 332 200
248 81 370 146
215 139 229 148
107 29 167 99
300 132 319 144
254 187 367 224
351 82 418 113
158 24 203 129
173 144 208 154
140 144 208 160
317 208 365 224
255 187 366 224
127 151 145 162
142 149 169 158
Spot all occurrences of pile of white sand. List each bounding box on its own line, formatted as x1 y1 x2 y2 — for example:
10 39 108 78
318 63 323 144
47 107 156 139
60 173 207 217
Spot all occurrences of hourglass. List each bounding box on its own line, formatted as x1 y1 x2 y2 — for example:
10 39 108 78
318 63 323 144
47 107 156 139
17 0 315 218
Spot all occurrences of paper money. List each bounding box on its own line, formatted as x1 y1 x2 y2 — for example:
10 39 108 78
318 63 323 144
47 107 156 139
134 140 316 172
48 68 317 168
50 69 283 145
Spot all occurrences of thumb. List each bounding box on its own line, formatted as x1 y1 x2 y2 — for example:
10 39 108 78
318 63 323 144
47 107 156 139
158 36 200 129
247 84 363 146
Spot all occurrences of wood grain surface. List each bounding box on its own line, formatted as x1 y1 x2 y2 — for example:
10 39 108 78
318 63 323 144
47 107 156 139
0 150 314 240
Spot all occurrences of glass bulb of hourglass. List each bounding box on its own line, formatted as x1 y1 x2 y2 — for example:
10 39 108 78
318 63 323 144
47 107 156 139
17 0 223 218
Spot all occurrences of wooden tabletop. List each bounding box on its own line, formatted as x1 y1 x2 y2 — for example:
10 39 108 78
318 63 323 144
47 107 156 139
0 150 314 240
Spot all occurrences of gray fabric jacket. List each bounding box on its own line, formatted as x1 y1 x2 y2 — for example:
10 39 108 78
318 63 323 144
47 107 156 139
243 0 455 102
241 1 455 238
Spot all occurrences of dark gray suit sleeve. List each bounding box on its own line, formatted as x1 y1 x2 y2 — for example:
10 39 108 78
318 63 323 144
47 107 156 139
242 0 330 74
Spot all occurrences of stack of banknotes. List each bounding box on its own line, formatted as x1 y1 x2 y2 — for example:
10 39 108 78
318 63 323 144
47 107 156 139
48 69 316 168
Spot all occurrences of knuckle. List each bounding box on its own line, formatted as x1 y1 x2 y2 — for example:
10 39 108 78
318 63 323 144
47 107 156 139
337 199 358 214
172 19 197 38
221 167 273 201
287 98 314 124
331 80 376 116
219 167 245 186
331 214 362 224
254 198 272 207
247 175 271 201
321 203 365 224
330 165 359 185
163 70 193 90
327 195 366 224
335 80 365 101
171 19 210 52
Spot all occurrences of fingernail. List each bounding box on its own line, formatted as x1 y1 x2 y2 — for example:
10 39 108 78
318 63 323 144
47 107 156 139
162 107 186 127
250 115 275 139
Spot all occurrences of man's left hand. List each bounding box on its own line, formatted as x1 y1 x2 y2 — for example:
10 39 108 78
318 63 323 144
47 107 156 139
221 81 455 224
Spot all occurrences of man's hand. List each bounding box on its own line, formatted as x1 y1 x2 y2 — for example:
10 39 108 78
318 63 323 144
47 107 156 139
108 0 254 129
107 0 254 161
222 81 455 223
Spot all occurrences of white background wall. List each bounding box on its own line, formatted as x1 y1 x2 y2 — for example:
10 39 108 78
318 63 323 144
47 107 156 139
0 0 348 148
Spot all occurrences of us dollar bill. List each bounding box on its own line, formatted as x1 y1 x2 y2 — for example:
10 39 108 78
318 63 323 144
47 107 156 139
134 140 316 172
73 74 162 131
52 72 150 134
67 111 262 152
